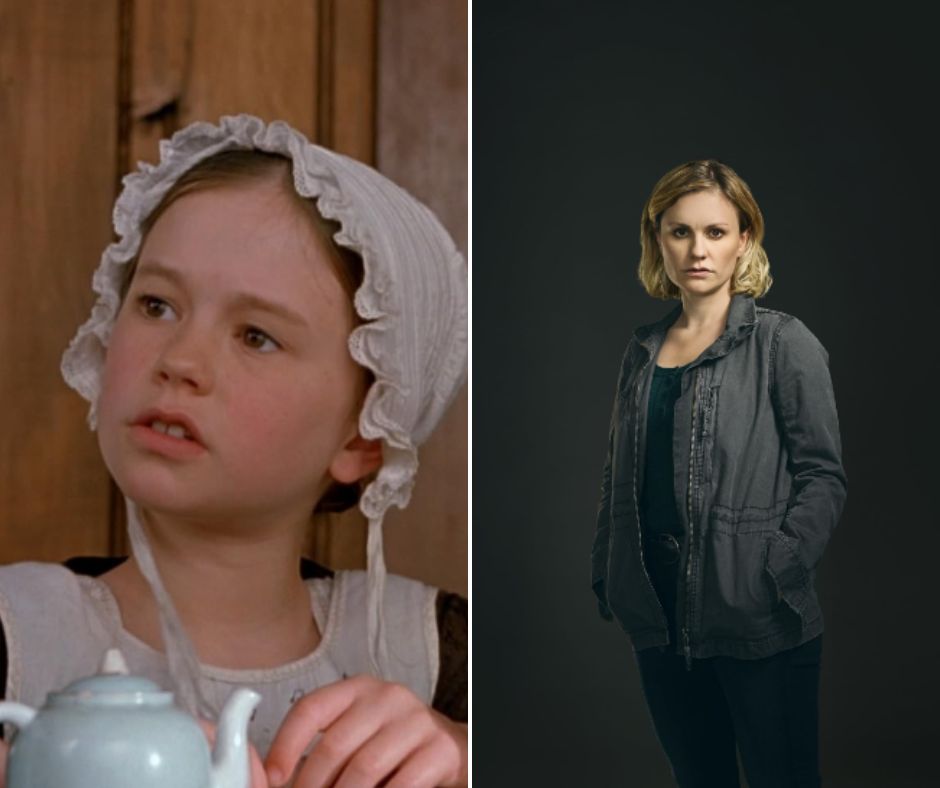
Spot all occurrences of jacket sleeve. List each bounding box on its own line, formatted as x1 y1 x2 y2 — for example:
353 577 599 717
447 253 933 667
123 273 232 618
768 316 848 577
591 415 615 621
591 343 633 622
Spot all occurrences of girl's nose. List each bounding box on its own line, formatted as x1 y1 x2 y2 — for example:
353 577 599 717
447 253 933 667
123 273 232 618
153 328 214 393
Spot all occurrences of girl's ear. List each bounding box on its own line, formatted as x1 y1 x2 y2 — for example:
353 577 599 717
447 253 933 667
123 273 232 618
329 434 383 484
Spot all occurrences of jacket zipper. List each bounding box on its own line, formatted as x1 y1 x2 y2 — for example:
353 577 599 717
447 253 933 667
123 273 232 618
632 358 669 634
683 368 699 671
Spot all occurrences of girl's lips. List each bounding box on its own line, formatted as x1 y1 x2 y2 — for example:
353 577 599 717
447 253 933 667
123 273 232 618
132 408 206 446
128 424 208 459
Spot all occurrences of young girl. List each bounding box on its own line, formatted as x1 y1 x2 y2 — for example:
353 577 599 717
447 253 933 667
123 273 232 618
0 115 468 787
592 160 846 787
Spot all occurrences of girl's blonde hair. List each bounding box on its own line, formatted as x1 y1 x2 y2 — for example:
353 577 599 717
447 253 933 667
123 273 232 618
638 159 773 300
118 148 371 513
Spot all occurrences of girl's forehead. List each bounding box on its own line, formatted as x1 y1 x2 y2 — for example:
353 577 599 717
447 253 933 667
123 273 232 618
152 183 314 244
136 186 351 315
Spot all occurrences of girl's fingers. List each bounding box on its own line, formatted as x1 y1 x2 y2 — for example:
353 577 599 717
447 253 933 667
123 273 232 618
383 739 462 788
265 676 371 785
0 739 8 788
284 694 389 787
282 680 425 788
329 710 434 788
267 676 466 788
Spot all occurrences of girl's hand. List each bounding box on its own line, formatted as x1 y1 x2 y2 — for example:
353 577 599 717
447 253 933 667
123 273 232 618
264 675 467 788
198 718 270 788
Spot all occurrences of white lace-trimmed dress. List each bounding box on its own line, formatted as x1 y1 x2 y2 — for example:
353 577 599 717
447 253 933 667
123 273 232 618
0 560 462 758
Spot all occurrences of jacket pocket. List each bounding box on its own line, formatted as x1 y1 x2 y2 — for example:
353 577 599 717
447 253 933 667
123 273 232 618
606 526 665 633
763 531 821 630
699 530 778 640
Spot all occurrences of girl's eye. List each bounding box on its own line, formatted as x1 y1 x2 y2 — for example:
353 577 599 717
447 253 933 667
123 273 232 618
243 326 281 354
137 295 176 320
708 228 726 238
672 228 688 238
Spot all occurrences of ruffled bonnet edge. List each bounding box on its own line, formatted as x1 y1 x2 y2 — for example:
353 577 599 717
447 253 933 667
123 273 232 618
61 113 468 522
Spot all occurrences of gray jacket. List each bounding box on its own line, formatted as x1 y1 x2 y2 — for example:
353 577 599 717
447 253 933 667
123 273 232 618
591 293 847 663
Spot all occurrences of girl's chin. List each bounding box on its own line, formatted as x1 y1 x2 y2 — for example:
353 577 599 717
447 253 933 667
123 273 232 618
110 470 212 513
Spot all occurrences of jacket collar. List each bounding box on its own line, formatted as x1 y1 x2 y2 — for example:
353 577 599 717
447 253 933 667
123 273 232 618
635 292 758 363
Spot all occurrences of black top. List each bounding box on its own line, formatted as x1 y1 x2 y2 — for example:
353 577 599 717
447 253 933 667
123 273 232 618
639 363 690 541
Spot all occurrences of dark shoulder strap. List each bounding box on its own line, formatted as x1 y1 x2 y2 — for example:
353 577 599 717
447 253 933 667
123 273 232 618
0 616 6 704
299 557 334 580
63 555 127 576
431 589 467 722
61 555 334 580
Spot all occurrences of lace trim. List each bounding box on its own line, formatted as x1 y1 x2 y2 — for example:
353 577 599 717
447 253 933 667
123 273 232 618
78 575 340 683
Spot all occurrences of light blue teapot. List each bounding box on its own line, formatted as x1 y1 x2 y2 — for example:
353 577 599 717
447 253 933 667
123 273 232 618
0 649 261 788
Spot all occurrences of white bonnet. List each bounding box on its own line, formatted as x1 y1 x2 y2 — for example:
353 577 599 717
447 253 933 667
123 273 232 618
61 113 468 520
59 114 467 710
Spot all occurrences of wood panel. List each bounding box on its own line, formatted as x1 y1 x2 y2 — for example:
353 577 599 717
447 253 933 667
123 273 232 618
0 1 119 561
127 0 320 177
375 0 468 595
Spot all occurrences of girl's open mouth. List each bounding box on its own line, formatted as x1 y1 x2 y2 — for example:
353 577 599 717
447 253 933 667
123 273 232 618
148 419 196 441
129 423 207 459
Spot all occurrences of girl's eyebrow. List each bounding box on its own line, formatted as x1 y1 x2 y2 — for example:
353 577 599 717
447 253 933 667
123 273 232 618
136 260 310 328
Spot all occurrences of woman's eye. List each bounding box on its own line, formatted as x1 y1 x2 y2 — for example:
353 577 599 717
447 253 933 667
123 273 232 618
243 326 281 353
672 228 688 238
137 295 176 320
708 228 725 238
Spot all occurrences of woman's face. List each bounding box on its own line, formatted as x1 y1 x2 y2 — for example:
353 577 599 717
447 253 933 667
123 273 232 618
656 188 749 301
96 182 371 528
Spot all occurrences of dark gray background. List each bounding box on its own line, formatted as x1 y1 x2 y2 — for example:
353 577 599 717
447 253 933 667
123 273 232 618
474 1 939 785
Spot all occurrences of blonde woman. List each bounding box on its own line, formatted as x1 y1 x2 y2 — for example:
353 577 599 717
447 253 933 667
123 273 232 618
591 160 846 787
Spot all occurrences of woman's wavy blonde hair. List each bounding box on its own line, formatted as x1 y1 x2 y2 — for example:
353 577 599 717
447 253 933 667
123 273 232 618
638 159 772 300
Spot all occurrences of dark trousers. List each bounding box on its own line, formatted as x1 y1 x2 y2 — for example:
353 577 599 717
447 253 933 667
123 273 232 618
637 534 823 788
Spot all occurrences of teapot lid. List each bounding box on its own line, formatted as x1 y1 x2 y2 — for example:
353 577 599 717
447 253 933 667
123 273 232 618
61 673 164 695
50 648 172 706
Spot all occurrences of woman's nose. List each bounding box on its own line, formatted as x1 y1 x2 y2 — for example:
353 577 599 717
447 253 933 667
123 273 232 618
153 327 214 393
690 232 707 258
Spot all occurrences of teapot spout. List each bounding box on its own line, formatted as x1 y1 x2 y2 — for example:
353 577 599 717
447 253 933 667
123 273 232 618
209 688 261 788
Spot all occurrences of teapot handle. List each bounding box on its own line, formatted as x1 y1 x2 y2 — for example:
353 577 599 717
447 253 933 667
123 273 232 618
0 702 36 732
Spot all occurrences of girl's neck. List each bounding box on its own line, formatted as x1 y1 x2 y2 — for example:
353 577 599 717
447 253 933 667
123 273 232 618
101 505 321 670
